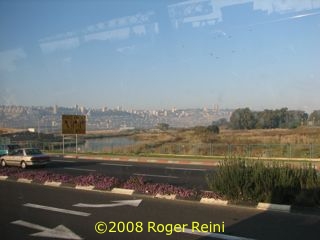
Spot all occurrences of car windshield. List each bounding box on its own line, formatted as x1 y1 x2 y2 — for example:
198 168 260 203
25 149 42 155
0 0 319 115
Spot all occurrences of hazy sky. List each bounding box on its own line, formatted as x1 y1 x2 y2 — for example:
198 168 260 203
0 0 319 111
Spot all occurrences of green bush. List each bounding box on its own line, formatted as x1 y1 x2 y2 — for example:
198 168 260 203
206 158 320 205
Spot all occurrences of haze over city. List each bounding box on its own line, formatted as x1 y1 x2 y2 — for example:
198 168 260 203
1 0 319 112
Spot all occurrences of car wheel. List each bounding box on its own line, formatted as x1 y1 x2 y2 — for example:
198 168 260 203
21 161 27 169
1 160 6 167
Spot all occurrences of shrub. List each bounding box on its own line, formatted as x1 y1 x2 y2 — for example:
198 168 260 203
206 158 320 205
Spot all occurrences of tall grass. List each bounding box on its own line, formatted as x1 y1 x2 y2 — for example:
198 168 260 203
206 158 320 206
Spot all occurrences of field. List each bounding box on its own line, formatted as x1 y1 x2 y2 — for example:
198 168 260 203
117 127 320 158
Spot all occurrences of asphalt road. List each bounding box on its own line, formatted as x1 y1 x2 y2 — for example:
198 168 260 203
46 156 213 190
1 181 320 240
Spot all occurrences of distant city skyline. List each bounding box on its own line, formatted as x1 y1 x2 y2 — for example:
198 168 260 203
1 0 319 112
0 104 233 130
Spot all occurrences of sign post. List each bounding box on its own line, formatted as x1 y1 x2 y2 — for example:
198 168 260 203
62 115 86 157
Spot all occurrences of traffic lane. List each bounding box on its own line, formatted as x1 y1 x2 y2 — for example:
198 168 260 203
49 156 214 171
0 181 203 240
47 157 213 189
0 181 252 240
1 181 320 240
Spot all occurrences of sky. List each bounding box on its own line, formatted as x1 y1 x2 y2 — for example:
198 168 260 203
0 0 319 112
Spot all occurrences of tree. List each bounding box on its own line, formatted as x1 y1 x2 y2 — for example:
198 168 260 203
277 108 289 128
256 110 279 129
309 110 320 126
207 124 220 134
229 108 257 130
157 123 169 131
212 118 228 127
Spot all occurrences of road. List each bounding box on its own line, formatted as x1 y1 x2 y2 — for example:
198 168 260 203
1 181 320 240
46 156 213 190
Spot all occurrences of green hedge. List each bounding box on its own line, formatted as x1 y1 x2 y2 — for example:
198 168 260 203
206 159 320 206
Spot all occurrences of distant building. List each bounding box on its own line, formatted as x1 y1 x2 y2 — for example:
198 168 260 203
213 104 219 112
53 105 58 114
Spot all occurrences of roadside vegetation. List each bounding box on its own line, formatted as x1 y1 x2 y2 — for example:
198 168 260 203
206 159 320 206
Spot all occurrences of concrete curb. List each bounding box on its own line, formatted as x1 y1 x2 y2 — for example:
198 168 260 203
111 188 135 195
155 194 176 200
200 197 228 206
257 202 291 212
75 185 95 191
44 181 62 187
17 178 33 183
0 176 8 180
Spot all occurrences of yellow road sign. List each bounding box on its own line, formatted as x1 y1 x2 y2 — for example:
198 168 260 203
62 115 86 134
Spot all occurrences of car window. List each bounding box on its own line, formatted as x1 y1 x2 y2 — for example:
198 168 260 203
25 149 42 155
17 150 24 156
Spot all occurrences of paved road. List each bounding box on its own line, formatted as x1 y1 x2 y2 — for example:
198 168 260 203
1 181 320 240
47 156 213 190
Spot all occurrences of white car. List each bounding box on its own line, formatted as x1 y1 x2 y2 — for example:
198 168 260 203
0 148 50 169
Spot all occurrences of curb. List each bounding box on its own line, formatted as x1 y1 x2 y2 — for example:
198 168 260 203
111 188 135 195
200 197 228 206
44 181 62 187
0 174 293 213
0 176 8 180
257 202 291 212
155 194 176 200
17 178 33 183
75 185 95 191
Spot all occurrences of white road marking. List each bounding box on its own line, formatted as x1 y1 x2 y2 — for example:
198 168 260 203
23 203 90 217
64 167 96 172
99 163 133 167
133 173 179 179
74 199 142 208
166 167 207 171
184 228 255 240
12 220 82 240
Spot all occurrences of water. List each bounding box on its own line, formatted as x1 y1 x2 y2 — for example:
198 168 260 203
81 137 137 152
